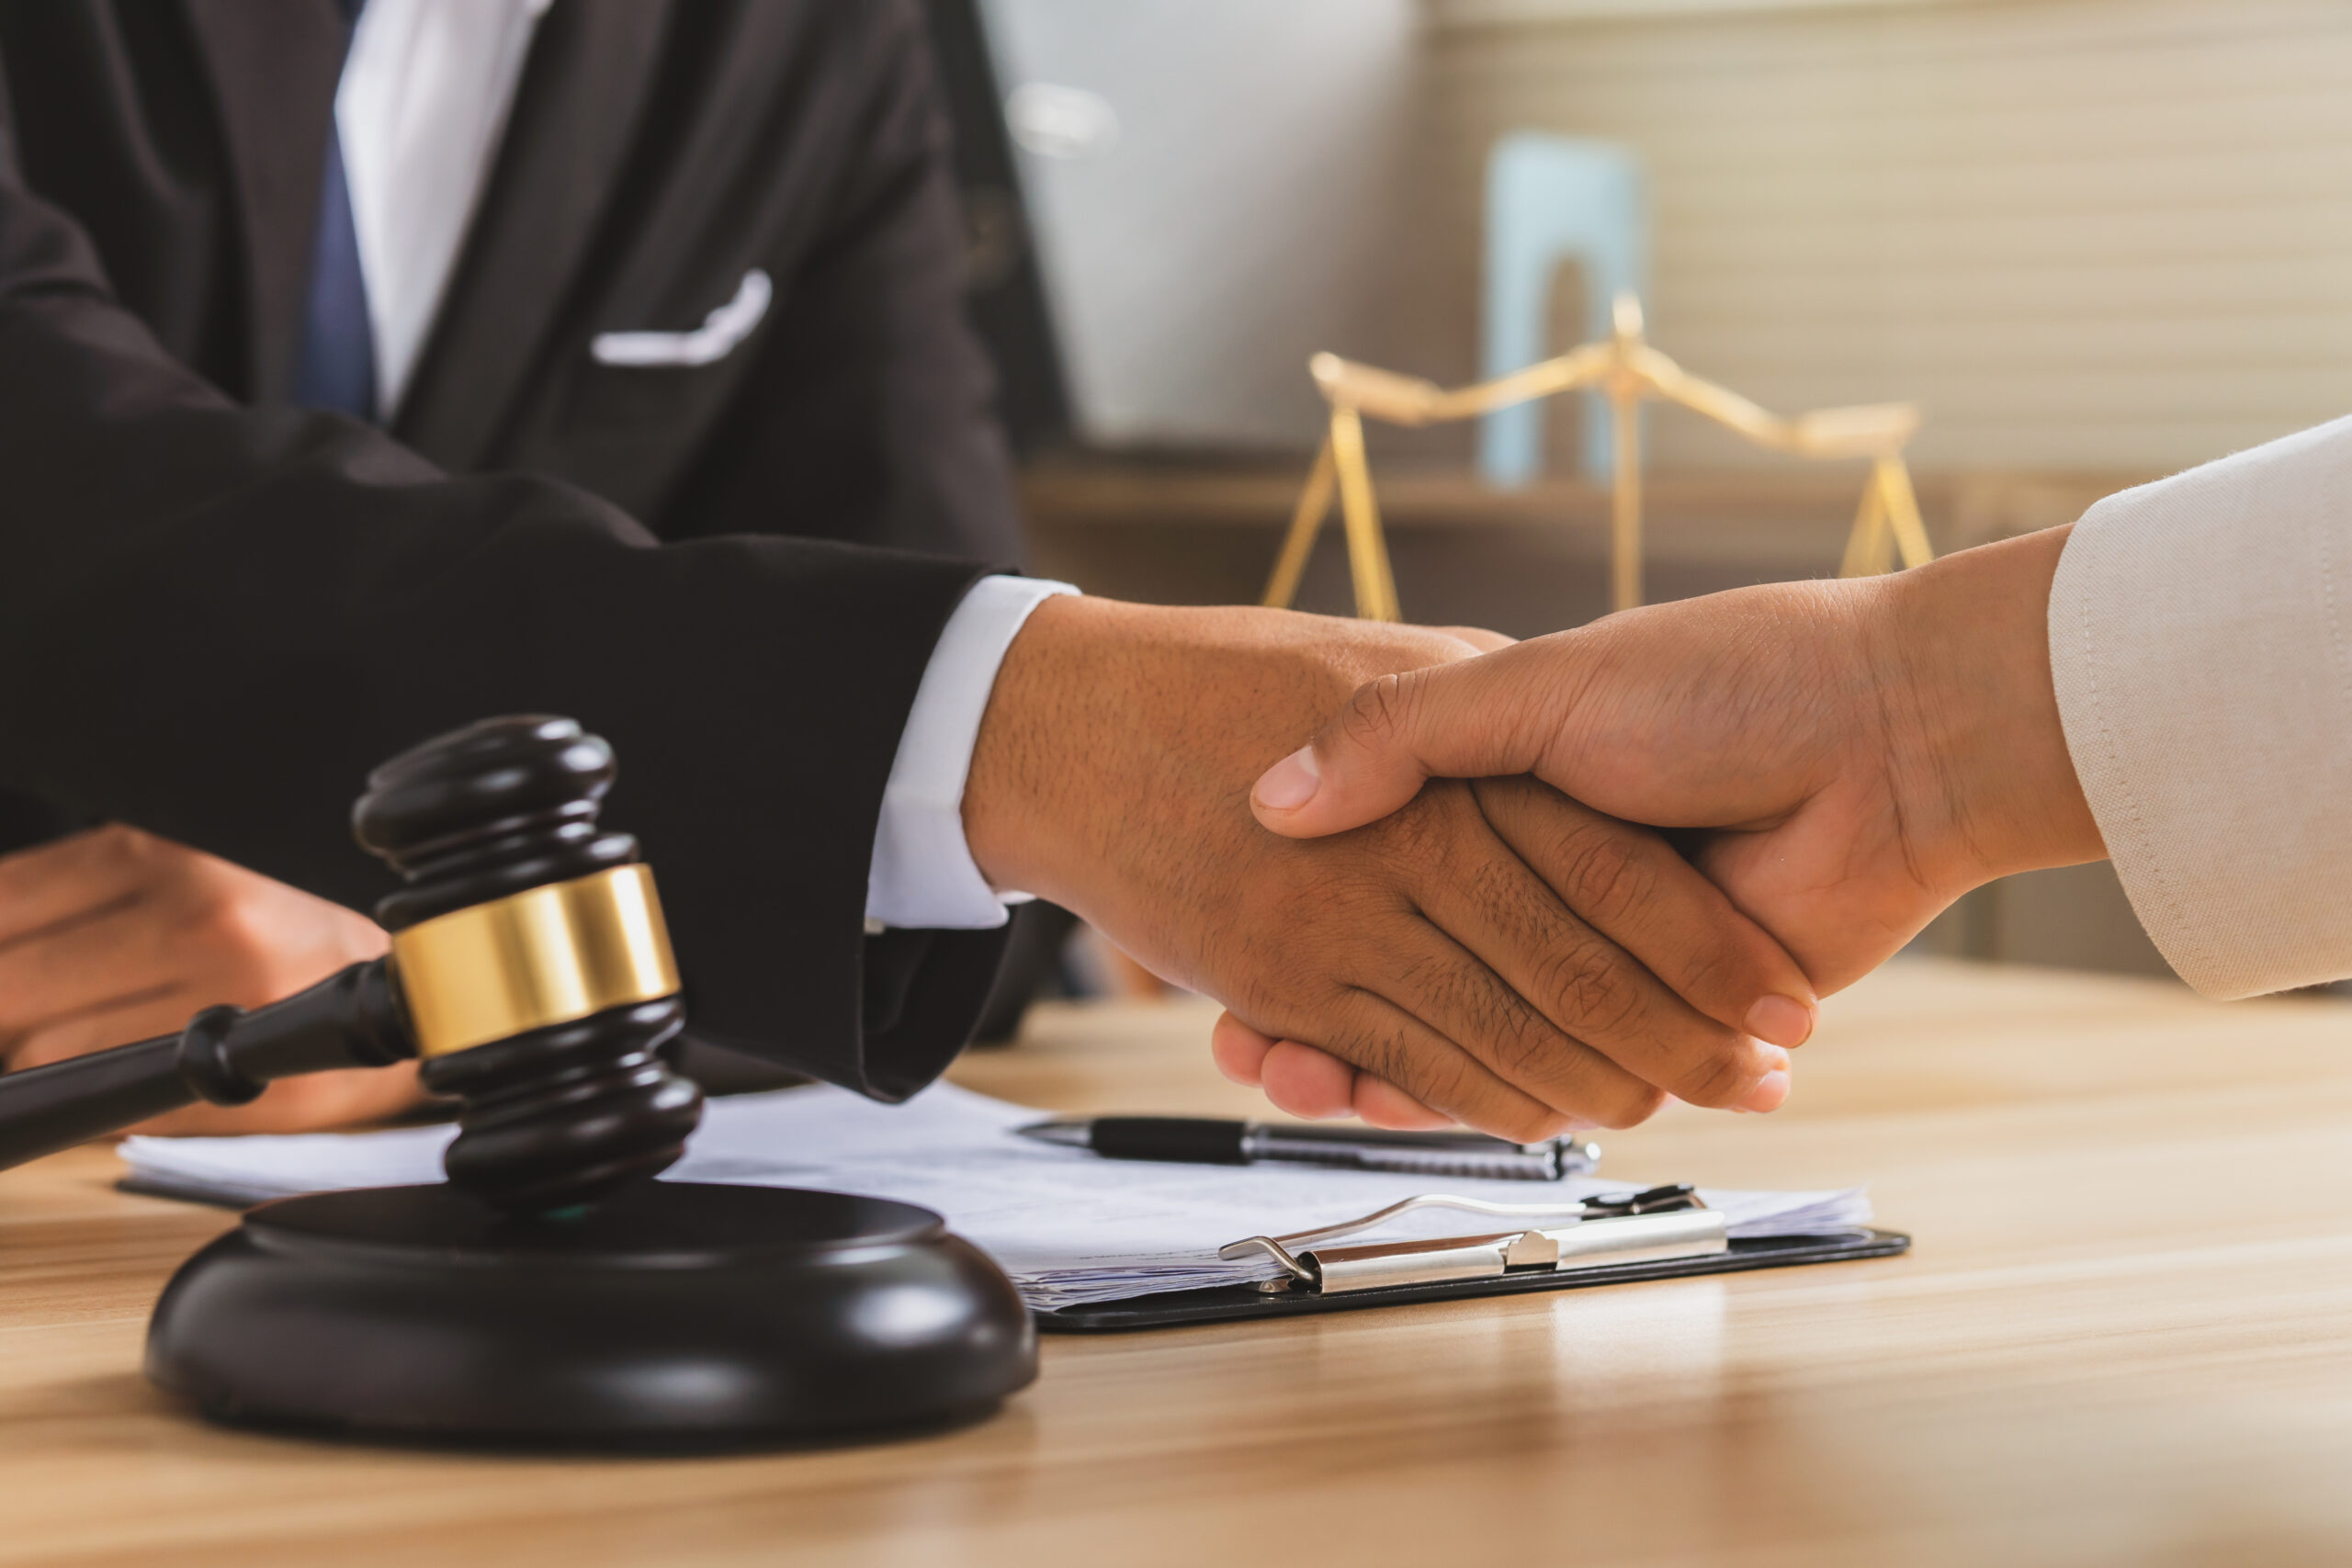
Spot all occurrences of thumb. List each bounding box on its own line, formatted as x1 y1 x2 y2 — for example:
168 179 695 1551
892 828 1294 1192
1250 645 1567 838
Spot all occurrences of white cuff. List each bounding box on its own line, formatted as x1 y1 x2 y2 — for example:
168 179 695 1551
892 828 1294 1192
865 575 1079 931
2048 415 2352 998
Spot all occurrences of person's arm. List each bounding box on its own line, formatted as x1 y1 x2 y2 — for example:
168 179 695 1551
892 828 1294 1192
955 596 1815 1139
0 582 1059 1134
0 90 1819 1141
0 17 1808 1133
1240 415 2352 1113
1251 525 2096 984
2046 416 2352 998
0 578 1820 1140
0 2 1034 1119
1228 525 2100 1120
0 46 992 1097
3 0 1856 1141
1263 410 2352 1005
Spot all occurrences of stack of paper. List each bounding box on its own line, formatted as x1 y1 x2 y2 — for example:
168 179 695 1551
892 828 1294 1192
119 1082 1871 1311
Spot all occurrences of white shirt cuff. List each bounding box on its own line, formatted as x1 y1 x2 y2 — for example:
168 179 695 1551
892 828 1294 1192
865 575 1080 932
2048 414 2352 998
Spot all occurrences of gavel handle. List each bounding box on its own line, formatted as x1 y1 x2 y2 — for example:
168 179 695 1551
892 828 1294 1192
0 958 414 1174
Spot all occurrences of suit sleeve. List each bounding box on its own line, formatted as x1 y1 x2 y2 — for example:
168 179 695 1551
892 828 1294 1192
2048 415 2352 998
0 51 1006 1100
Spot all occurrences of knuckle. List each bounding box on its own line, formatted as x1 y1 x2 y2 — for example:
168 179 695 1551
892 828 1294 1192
171 878 232 937
1358 1025 1469 1111
1339 671 1416 750
1257 863 1379 949
1534 939 1646 1043
1402 1050 1477 1111
105 823 163 877
1487 1100 1571 1145
1674 944 1733 1010
1593 1081 1669 1130
1335 1016 1410 1093
186 884 275 964
1672 1032 1762 1108
1363 783 1461 865
1553 820 1657 927
1480 994 1573 1086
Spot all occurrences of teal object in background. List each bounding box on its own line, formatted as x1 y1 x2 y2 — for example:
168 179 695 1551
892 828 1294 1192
1480 133 1647 485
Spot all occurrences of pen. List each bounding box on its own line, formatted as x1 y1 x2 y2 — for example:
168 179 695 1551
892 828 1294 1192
1015 1116 1600 1181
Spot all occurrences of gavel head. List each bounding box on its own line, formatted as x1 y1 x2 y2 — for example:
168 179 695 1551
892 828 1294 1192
352 716 704 1214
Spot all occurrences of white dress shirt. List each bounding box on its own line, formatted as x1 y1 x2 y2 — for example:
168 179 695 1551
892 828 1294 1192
865 576 1077 930
337 0 551 417
2051 414 2352 997
334 0 1063 932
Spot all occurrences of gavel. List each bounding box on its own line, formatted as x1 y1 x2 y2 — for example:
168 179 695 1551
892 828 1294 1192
0 716 1035 1448
0 715 703 1206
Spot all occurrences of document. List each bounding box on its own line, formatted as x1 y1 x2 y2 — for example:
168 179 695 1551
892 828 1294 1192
119 1083 1871 1311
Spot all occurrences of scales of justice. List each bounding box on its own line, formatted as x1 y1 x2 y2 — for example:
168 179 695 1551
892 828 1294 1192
1261 292 1935 620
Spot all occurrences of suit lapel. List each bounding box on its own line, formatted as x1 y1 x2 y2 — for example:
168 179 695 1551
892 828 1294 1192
391 0 678 472
179 0 349 404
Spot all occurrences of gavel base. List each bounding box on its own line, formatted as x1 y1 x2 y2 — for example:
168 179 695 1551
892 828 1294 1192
142 1183 1039 1450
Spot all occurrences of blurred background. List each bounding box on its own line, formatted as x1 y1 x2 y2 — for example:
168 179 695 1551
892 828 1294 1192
929 0 2352 1004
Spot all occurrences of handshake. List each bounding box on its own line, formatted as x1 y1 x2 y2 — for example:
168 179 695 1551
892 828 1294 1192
0 527 2097 1141
968 525 2098 1140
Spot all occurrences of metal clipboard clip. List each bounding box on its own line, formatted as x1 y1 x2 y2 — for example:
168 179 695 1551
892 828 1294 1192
1216 1184 1728 1296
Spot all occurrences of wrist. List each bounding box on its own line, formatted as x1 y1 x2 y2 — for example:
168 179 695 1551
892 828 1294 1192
960 592 1105 899
964 596 1280 908
1880 525 2103 892
960 596 1495 944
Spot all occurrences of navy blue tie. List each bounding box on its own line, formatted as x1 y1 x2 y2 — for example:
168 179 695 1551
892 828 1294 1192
292 6 376 420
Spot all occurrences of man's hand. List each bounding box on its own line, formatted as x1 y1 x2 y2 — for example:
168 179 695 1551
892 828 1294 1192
1231 528 2105 1122
0 826 420 1134
962 597 1815 1140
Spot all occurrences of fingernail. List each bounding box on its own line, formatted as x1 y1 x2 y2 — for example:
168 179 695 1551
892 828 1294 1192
1738 1070 1792 1113
1745 994 1815 1048
1253 747 1321 812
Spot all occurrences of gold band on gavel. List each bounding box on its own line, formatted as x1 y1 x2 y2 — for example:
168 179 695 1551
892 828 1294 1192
388 864 681 1058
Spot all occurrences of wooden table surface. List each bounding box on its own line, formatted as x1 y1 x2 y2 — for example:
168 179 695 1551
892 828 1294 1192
4 958 2350 1567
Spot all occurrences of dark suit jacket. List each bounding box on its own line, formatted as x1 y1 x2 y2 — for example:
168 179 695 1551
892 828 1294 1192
0 0 1025 1098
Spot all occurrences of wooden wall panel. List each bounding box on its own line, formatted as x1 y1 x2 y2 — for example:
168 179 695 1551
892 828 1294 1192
1415 0 2352 472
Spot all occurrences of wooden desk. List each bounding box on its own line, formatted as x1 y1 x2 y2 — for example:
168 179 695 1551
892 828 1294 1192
4 959 2350 1566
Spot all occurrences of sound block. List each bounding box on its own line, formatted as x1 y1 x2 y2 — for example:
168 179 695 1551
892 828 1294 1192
145 1183 1037 1449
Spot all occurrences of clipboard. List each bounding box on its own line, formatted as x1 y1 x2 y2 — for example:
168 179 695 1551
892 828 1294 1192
1037 1187 1909 1333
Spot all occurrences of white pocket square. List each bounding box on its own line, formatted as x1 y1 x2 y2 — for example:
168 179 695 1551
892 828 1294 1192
591 268 773 368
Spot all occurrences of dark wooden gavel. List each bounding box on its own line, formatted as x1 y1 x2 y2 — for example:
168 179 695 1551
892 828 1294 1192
0 714 704 1212
0 713 1035 1447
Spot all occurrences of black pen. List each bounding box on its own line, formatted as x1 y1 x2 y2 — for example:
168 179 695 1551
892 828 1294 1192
1015 1116 1599 1181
